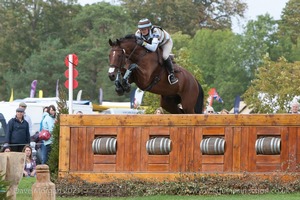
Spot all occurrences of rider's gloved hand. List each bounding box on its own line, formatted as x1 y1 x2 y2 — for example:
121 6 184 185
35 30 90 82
136 39 145 46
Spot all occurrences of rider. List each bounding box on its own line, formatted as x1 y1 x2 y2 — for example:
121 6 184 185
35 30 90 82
135 18 178 85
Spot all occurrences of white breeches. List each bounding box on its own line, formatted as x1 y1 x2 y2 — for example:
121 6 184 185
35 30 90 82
161 38 173 60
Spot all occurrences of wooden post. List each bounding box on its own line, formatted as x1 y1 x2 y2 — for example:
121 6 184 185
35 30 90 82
1 152 26 200
32 165 55 200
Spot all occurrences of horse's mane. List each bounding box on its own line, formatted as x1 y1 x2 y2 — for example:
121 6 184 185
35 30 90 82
118 34 136 42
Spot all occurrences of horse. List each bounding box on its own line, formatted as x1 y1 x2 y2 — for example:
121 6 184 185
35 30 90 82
108 34 204 114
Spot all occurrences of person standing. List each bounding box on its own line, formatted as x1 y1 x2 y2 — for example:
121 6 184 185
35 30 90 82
41 105 56 164
0 112 7 143
5 108 30 152
19 102 33 136
35 106 48 165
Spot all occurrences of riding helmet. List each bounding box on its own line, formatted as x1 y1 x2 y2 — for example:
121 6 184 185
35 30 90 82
138 18 152 29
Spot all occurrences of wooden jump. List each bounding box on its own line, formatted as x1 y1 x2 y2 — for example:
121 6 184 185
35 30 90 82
59 114 300 183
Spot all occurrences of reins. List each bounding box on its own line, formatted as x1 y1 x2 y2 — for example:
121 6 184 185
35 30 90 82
125 43 148 64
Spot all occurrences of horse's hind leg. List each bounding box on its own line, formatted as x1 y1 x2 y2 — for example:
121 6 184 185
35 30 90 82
160 95 183 114
180 91 197 114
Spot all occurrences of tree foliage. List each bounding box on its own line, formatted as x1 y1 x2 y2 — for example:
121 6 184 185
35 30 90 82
68 2 136 102
0 2 135 102
120 0 246 35
0 0 299 115
241 14 279 79
0 0 80 100
48 84 68 177
243 56 300 113
188 29 249 110
279 0 300 45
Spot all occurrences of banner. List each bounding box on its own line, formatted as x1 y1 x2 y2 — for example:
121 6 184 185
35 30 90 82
77 90 82 101
56 79 59 97
30 80 37 98
234 95 241 114
9 88 13 102
99 88 103 105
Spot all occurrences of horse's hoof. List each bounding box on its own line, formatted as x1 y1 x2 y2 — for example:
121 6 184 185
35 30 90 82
115 87 124 96
124 85 131 93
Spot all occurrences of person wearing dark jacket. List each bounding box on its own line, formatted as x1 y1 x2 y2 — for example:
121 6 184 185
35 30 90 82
4 107 30 152
0 112 7 144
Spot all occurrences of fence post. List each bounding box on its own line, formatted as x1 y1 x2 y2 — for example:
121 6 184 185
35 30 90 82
0 152 26 200
32 165 55 200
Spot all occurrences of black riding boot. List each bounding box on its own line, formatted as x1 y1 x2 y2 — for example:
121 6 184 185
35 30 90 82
164 57 178 85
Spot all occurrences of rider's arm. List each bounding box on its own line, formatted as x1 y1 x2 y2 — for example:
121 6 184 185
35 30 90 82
143 37 159 52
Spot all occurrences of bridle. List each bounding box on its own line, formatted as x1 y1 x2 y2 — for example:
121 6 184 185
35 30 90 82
109 47 126 70
110 41 148 72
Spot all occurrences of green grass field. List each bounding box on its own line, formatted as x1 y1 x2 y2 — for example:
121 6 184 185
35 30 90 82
16 177 300 200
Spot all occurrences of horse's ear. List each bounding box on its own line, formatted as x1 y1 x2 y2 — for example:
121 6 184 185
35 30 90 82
116 39 120 45
108 39 113 46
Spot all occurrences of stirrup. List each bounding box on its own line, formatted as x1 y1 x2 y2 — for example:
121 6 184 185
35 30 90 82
168 74 178 85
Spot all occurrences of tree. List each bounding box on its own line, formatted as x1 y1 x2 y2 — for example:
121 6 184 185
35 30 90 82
243 56 300 113
188 29 249 111
0 0 80 100
69 2 136 102
120 0 246 35
5 38 71 99
279 0 300 45
241 14 281 79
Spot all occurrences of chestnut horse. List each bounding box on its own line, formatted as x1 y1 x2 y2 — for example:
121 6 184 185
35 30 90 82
108 34 204 114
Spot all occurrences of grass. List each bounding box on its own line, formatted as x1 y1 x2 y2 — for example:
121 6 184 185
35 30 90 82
16 177 300 200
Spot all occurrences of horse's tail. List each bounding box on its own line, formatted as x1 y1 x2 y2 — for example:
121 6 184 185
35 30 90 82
194 81 204 114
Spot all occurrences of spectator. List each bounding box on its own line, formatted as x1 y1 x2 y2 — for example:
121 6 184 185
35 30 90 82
1 144 10 152
39 106 49 132
35 106 48 165
5 108 30 152
41 105 56 164
206 106 215 114
23 145 36 177
76 111 83 115
290 102 299 114
154 107 164 114
0 112 7 138
19 102 33 136
4 147 11 152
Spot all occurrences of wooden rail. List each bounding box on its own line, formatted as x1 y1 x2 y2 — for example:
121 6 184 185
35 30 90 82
59 114 300 183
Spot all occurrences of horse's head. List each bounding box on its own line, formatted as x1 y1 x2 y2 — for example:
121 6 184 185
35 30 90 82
108 39 126 81
108 35 138 81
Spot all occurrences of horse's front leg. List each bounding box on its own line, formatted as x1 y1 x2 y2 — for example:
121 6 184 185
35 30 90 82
122 63 138 93
115 71 125 96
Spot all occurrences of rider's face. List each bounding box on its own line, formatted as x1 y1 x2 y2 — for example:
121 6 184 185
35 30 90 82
139 28 150 36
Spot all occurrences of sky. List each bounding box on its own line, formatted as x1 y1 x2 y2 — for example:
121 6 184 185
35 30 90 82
77 0 290 33
232 0 289 33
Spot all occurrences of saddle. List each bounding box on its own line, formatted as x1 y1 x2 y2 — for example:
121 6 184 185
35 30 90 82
156 48 179 73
